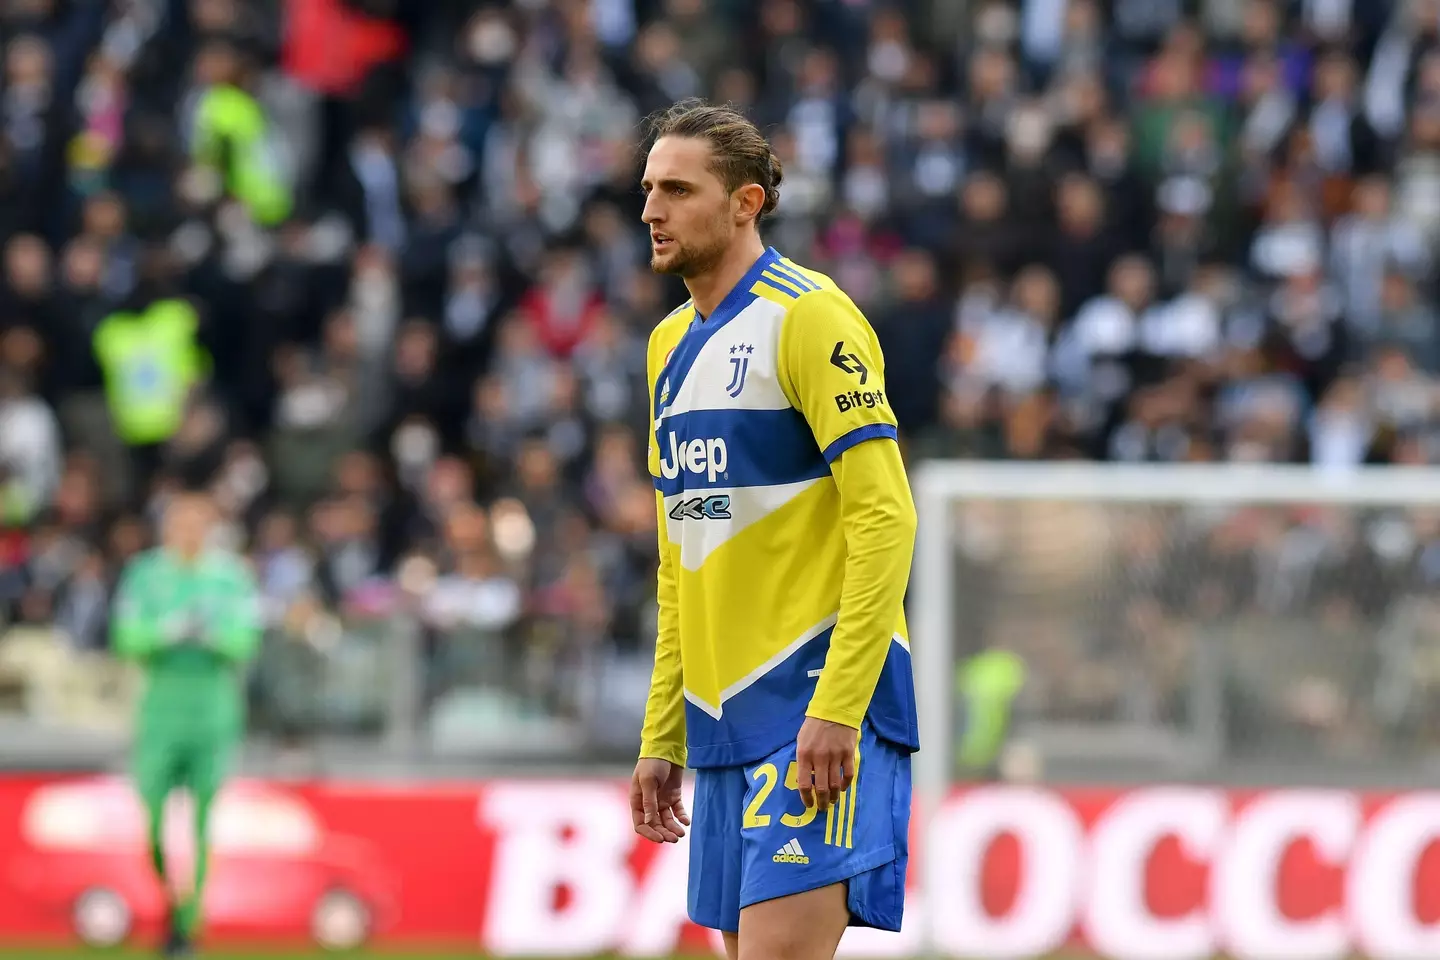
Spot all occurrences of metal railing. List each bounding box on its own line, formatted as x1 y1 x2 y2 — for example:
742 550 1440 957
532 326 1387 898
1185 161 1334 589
0 607 658 772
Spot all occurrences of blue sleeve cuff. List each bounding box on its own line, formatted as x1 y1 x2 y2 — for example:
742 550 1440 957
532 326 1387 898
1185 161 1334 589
822 423 898 463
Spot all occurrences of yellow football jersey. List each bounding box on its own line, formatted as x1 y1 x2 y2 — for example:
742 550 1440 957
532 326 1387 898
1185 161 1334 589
640 247 918 769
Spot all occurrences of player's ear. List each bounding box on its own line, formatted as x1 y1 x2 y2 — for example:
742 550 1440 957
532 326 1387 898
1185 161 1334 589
732 183 766 225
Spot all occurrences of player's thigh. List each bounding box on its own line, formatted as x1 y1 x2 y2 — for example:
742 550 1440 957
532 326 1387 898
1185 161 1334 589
687 765 748 933
180 736 239 805
722 931 739 960
738 882 848 960
737 724 909 932
132 732 185 812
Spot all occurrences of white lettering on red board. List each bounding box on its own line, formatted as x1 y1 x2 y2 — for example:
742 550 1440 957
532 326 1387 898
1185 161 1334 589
617 782 696 958
479 782 635 955
1082 786 1227 960
474 783 1440 960
1348 792 1440 960
1210 790 1359 960
930 786 1084 959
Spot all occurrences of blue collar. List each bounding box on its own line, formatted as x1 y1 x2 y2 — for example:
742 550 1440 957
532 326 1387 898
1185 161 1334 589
655 247 785 425
691 246 783 330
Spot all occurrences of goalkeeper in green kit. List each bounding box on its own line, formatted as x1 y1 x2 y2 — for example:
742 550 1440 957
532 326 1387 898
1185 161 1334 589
112 491 261 957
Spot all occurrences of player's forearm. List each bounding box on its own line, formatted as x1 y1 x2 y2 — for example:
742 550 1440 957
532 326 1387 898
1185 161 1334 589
111 563 159 659
210 624 261 664
640 492 687 766
639 663 686 766
112 620 162 660
203 563 264 663
808 440 917 728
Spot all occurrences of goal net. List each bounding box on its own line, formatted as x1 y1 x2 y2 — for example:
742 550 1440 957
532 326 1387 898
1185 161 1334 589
908 463 1440 956
904 460 1440 955
912 462 1440 792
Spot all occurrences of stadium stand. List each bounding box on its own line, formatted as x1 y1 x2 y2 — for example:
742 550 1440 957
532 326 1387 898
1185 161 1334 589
0 0 1436 774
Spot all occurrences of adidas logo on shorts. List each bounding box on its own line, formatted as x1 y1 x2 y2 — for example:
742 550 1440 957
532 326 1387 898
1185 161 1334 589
773 838 810 864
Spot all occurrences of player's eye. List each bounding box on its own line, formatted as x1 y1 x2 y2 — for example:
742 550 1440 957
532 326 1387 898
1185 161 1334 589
672 185 687 196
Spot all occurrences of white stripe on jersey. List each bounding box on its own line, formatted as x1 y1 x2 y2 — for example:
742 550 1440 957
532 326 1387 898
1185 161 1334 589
663 478 821 572
682 616 909 719
657 299 790 422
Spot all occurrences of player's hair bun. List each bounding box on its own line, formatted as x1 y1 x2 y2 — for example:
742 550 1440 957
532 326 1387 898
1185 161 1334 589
646 99 785 221
763 152 784 218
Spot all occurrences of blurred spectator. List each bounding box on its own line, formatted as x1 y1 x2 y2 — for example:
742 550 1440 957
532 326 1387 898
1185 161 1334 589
91 256 208 502
187 37 291 225
6 0 1440 763
0 353 58 520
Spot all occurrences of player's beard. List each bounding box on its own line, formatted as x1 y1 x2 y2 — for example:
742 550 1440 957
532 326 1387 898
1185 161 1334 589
651 209 731 279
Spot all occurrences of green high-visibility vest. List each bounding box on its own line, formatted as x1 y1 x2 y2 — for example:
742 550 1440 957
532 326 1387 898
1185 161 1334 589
192 84 291 226
93 299 207 445
956 649 1026 770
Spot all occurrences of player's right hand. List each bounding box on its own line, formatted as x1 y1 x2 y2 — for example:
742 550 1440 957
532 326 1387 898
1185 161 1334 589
631 757 690 844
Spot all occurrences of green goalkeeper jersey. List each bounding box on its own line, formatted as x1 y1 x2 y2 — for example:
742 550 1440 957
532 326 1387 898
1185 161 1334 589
112 547 262 740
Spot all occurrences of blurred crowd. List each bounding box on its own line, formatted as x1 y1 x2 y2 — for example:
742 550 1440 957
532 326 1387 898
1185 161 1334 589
1 0 1440 754
952 498 1440 767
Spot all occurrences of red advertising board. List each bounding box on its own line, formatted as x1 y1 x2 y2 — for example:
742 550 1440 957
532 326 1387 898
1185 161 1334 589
1 776 1439 958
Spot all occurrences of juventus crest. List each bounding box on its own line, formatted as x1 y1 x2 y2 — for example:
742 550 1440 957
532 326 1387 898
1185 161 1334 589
726 343 754 398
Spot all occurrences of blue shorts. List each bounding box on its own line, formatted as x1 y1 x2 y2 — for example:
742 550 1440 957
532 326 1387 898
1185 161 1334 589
687 721 911 933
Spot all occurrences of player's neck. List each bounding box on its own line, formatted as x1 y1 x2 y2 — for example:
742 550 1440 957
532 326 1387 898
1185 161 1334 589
686 234 767 320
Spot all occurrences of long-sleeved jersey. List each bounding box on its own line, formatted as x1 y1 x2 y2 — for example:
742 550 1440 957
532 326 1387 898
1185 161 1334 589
112 547 262 740
639 247 919 769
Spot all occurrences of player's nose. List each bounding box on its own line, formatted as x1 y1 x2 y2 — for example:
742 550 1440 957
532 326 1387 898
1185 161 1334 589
641 194 665 224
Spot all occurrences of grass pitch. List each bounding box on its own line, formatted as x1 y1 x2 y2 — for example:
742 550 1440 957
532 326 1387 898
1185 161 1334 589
0 951 494 959
15 955 715 959
0 954 1123 960
0 951 1122 960
0 952 1116 960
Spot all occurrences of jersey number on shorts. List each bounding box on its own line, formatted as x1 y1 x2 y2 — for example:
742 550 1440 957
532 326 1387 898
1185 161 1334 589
741 751 861 848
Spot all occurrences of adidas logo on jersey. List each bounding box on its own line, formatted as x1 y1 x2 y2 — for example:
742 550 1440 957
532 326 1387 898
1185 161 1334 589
773 839 810 864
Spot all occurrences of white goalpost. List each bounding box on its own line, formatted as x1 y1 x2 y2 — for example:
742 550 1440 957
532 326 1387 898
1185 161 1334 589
909 460 1440 956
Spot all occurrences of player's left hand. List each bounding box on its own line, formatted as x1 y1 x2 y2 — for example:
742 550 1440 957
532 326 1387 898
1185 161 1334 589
631 757 690 844
794 716 858 812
